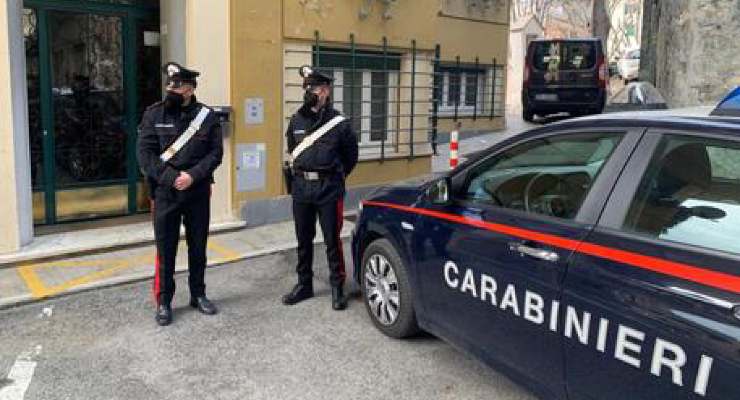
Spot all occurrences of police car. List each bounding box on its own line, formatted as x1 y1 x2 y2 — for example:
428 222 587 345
351 92 740 400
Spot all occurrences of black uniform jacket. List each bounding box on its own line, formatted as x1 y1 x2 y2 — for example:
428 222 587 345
137 96 223 200
286 103 359 203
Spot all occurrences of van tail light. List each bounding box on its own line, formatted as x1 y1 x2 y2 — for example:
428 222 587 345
597 55 607 89
523 61 531 87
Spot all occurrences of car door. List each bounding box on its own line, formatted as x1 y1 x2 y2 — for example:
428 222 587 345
411 128 643 399
563 130 740 400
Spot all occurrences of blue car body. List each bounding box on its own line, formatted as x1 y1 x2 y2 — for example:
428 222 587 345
352 113 740 400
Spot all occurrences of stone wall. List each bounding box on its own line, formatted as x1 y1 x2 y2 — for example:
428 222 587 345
642 0 740 107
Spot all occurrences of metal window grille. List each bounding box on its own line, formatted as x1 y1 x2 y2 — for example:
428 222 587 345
435 58 506 121
284 32 437 162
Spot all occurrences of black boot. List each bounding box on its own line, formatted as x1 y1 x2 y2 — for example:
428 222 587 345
155 303 172 326
332 286 347 311
282 283 314 305
190 296 218 315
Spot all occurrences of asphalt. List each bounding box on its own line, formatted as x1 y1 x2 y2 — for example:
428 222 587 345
0 245 536 400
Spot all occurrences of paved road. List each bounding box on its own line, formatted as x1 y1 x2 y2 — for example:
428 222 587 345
0 243 536 400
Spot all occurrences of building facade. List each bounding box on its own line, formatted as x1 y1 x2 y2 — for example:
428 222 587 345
0 0 509 254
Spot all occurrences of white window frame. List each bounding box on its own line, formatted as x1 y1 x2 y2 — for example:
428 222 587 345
438 67 504 117
333 69 399 157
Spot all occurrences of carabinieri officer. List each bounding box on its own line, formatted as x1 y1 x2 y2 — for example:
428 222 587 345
137 62 223 326
282 65 359 310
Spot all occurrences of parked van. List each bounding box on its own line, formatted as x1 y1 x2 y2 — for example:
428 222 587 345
522 38 607 121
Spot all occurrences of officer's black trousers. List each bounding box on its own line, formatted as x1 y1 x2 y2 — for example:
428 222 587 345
153 188 210 305
293 197 346 288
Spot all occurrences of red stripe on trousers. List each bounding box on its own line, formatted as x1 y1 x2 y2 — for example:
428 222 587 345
337 198 346 283
150 199 161 306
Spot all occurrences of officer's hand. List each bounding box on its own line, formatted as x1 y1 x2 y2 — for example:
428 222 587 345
174 172 194 191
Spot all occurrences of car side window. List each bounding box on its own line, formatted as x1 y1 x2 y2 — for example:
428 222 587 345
462 133 622 220
622 135 740 255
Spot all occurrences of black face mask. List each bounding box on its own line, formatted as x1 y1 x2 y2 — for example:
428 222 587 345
164 91 185 111
303 90 319 109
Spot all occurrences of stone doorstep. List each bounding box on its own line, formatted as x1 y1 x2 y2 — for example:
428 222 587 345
0 231 354 311
0 219 247 267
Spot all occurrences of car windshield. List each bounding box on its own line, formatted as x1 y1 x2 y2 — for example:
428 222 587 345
531 41 597 71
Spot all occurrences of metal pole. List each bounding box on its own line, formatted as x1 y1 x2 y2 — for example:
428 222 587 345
431 44 440 157
491 57 497 120
409 39 416 158
381 36 387 162
350 33 356 134
473 56 479 121
314 30 320 66
454 55 460 122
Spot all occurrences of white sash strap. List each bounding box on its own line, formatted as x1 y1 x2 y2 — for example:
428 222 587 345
290 115 346 163
160 106 211 162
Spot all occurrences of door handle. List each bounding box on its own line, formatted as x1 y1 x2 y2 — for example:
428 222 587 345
666 286 740 317
509 242 560 263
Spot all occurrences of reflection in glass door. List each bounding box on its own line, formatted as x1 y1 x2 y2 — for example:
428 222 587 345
49 11 128 222
23 1 160 225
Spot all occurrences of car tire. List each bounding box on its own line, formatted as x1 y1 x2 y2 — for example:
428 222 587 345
361 238 419 339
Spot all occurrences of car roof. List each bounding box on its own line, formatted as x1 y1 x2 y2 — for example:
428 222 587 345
455 107 740 172
535 106 740 135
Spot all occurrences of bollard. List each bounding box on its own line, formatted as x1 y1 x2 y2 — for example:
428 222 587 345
450 122 461 170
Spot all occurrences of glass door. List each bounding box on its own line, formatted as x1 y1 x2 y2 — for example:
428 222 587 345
49 10 129 222
23 1 160 225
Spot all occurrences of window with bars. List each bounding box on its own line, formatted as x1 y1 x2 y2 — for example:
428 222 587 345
437 64 505 118
313 46 401 149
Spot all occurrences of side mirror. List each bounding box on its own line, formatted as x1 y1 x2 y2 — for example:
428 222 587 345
427 177 452 205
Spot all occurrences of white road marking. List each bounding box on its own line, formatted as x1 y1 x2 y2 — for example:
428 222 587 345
0 360 37 400
0 346 41 400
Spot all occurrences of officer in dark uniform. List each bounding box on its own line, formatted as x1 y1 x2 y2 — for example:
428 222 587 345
282 65 359 310
137 62 223 326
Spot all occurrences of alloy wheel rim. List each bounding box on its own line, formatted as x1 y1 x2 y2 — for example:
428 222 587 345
364 253 400 326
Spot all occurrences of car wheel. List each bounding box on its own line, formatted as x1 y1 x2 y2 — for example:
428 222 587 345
361 238 419 339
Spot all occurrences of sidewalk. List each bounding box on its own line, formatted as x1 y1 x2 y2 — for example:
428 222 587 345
0 219 355 310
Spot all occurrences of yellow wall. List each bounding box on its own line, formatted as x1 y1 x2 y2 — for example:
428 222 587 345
347 156 432 187
229 0 509 212
436 15 509 62
0 0 33 252
283 0 438 50
435 0 509 135
230 0 285 210
185 0 234 223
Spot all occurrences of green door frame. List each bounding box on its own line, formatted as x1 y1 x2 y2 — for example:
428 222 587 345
24 0 158 224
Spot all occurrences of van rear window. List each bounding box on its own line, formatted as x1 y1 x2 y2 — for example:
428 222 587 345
531 41 597 71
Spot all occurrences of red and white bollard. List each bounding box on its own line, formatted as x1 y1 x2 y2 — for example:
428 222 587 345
449 122 461 170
